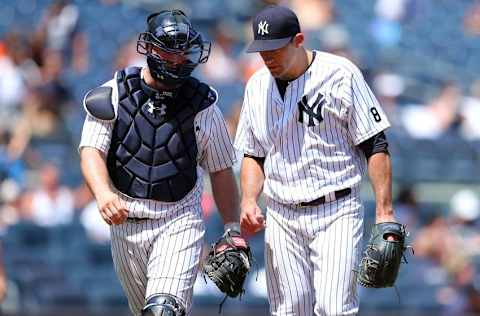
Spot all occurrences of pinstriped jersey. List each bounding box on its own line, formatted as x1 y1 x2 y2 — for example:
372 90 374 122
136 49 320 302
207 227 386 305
79 75 236 218
234 51 390 204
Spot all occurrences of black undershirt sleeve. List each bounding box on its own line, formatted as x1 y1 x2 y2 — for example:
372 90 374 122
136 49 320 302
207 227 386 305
244 153 266 165
357 131 389 159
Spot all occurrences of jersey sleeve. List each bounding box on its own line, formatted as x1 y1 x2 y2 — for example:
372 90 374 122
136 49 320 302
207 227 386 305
78 79 116 154
343 67 391 145
196 104 236 172
78 114 114 154
233 85 267 157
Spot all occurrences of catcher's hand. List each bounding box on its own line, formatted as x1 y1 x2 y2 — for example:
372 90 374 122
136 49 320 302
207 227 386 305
357 222 408 288
204 230 252 297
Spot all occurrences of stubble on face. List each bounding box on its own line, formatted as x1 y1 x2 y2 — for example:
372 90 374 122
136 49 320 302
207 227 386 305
260 44 297 80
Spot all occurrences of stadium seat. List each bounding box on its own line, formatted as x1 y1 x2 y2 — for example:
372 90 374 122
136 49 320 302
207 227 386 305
87 242 113 266
4 222 50 249
33 282 88 307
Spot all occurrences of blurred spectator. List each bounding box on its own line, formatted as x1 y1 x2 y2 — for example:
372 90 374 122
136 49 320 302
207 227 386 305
240 51 264 83
415 189 480 314
318 24 356 62
375 0 408 22
1 31 42 87
373 72 405 126
460 79 480 140
261 0 285 5
114 37 147 70
394 185 420 232
23 163 74 226
40 50 65 84
414 214 473 287
0 40 24 122
289 0 334 31
445 189 480 314
7 85 73 162
73 182 96 211
99 0 120 5
36 48 74 119
370 0 406 47
463 284 480 314
201 21 241 84
0 32 41 132
0 131 26 185
0 242 6 303
290 1 353 60
448 189 480 263
77 182 108 243
35 0 89 73
464 1 480 36
80 200 110 244
0 180 22 232
450 189 480 226
401 82 462 139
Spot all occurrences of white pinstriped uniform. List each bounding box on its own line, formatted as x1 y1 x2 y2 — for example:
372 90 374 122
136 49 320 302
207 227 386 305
234 51 390 315
79 72 236 316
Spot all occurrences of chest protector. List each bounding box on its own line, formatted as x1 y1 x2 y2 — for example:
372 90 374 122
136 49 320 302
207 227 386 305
106 67 214 202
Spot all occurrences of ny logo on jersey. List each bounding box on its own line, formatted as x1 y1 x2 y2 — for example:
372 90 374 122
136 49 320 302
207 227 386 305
298 93 326 127
258 20 269 35
147 100 167 117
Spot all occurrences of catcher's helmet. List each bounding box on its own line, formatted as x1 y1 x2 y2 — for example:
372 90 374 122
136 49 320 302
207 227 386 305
137 10 211 87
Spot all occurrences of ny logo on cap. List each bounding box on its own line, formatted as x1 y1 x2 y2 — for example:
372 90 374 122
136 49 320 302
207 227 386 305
258 20 269 36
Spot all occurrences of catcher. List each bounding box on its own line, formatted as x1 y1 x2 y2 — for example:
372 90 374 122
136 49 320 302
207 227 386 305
79 9 250 316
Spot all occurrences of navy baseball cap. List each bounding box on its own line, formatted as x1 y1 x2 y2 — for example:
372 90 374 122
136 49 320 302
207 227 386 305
246 5 301 53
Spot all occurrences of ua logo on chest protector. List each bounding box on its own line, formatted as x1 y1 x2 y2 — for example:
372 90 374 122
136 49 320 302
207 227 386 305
258 20 269 35
146 100 167 117
298 93 326 127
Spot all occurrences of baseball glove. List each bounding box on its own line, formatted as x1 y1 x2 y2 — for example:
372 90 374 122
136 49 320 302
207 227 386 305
357 222 408 288
204 230 252 297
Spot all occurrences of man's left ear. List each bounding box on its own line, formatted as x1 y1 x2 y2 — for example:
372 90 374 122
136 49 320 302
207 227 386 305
293 33 304 48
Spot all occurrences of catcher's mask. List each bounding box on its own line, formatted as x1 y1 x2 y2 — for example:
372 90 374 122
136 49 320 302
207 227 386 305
137 10 211 87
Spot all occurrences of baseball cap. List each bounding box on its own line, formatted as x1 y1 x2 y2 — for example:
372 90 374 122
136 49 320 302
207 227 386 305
246 5 301 53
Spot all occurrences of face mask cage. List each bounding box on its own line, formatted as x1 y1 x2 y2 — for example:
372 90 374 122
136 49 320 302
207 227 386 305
137 31 211 81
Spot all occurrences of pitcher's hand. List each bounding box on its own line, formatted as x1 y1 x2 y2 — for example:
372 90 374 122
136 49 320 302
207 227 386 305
240 199 265 238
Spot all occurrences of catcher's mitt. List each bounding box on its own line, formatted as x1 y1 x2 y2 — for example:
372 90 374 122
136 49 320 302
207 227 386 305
204 230 252 297
357 222 409 288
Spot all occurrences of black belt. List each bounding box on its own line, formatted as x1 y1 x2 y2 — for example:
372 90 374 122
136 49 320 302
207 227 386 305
296 188 351 208
126 217 150 223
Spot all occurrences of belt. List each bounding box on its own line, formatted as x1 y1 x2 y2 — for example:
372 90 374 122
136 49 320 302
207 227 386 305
296 188 351 208
126 217 150 223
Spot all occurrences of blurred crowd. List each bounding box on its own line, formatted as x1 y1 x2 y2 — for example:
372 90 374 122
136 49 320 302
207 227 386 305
0 0 479 314
0 0 88 233
394 186 480 314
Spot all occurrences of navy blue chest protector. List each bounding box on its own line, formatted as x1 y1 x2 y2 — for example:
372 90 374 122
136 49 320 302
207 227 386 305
106 67 214 202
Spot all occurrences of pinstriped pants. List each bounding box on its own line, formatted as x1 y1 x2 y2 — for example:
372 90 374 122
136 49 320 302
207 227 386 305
110 206 205 316
265 189 363 316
